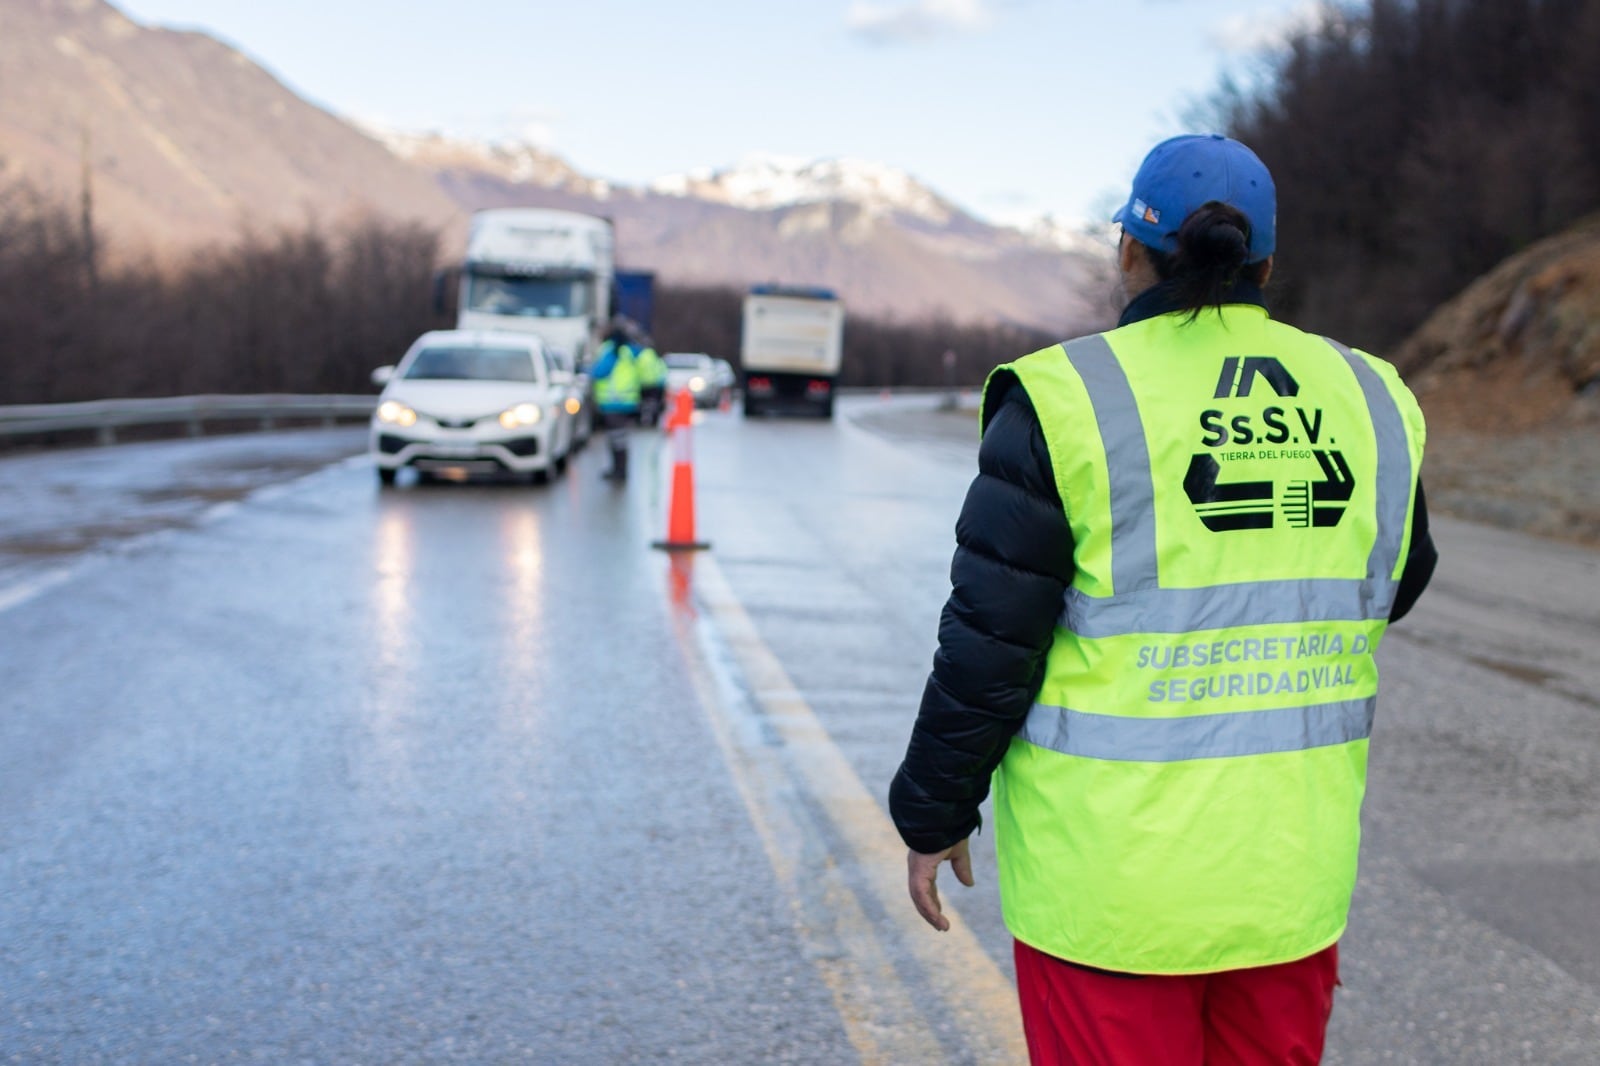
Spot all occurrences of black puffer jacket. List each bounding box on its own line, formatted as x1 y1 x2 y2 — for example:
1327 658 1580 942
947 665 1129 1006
888 301 1439 855
888 381 1073 853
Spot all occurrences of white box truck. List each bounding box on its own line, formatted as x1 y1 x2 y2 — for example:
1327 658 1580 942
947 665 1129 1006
454 209 614 440
740 285 845 419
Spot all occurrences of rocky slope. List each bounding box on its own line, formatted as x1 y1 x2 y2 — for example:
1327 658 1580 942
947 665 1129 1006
1396 215 1600 431
1394 216 1600 545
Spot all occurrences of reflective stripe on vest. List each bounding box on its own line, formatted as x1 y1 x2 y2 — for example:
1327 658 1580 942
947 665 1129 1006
1020 696 1376 762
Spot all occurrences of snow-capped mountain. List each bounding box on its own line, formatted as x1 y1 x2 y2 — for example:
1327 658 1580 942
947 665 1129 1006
650 155 958 226
367 127 614 202
1017 214 1119 258
388 133 1115 332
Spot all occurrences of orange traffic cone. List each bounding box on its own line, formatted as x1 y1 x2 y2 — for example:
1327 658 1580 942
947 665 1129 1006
653 389 711 552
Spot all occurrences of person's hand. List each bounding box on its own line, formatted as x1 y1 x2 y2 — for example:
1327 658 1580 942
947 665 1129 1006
907 837 974 932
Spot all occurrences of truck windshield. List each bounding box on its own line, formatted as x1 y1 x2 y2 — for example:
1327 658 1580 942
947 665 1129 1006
466 274 591 318
403 346 539 383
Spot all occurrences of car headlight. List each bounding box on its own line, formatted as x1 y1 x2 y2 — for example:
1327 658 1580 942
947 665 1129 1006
498 402 543 429
564 397 582 415
376 400 418 427
688 375 707 392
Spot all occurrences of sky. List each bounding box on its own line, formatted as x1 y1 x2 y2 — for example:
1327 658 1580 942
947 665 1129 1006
109 0 1324 229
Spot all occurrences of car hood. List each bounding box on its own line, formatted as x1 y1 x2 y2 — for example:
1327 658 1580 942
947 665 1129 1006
382 380 553 418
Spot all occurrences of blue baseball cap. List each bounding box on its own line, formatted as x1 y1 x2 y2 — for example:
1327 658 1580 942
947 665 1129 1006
1112 134 1276 262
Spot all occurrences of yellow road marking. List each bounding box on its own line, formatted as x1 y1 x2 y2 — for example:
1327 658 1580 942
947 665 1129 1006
668 553 1028 1064
669 568 943 1063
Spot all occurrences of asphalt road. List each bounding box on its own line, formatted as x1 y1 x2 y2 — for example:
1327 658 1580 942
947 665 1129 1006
1 399 1597 1063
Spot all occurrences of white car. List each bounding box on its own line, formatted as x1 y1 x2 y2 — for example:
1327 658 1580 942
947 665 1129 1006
369 330 576 486
664 352 727 409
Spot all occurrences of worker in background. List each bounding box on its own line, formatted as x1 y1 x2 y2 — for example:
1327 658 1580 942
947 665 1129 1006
634 335 667 427
889 134 1438 1065
590 320 641 481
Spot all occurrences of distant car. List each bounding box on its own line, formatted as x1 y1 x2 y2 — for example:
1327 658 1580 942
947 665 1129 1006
711 358 737 393
664 352 725 409
369 329 576 486
544 343 594 447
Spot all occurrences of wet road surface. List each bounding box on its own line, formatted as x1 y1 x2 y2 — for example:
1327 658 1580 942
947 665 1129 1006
2 402 1599 1063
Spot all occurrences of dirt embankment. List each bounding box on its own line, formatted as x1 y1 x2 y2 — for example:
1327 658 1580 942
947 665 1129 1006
1420 427 1600 547
1396 217 1600 547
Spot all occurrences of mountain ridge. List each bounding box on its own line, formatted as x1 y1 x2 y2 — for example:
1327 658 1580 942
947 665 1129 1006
0 0 1114 333
388 130 1114 331
0 0 463 250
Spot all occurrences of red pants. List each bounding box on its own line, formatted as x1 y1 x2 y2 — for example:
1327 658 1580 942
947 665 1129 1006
1014 939 1339 1065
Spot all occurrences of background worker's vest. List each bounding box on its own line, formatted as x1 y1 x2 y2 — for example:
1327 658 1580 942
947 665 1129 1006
988 305 1425 975
635 346 666 388
595 342 641 410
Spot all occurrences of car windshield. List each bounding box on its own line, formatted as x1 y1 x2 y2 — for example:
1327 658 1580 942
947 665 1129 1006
403 345 539 382
665 354 708 369
465 274 590 317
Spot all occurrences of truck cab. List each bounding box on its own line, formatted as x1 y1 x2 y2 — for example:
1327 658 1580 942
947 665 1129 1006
457 209 615 442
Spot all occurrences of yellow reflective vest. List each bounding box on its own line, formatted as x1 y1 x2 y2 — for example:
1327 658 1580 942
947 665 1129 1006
635 346 667 388
988 304 1425 974
594 341 641 411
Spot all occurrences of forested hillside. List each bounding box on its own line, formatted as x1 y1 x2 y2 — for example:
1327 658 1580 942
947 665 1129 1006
1218 0 1600 351
0 184 1050 404
0 185 444 404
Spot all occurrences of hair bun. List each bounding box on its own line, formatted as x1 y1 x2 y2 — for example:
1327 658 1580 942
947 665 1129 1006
1200 219 1249 268
1151 200 1264 320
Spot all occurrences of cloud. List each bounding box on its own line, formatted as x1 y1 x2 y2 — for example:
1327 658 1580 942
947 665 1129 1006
1209 1 1329 55
846 0 995 45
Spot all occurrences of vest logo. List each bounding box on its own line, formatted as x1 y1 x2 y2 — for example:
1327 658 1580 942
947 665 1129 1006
1214 356 1300 399
1185 449 1354 532
1283 451 1355 528
1187 355 1352 532
1184 454 1273 531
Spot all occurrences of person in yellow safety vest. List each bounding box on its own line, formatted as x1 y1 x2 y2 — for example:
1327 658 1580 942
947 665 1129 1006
889 134 1439 1066
634 340 668 427
591 321 641 481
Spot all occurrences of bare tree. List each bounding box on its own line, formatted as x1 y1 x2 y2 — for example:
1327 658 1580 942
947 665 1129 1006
1217 0 1600 349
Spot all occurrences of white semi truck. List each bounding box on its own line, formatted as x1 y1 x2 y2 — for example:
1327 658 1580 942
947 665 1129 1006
739 285 845 419
454 209 615 440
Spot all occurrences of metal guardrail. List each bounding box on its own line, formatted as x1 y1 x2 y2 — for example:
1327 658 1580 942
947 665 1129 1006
0 388 977 447
0 395 378 445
